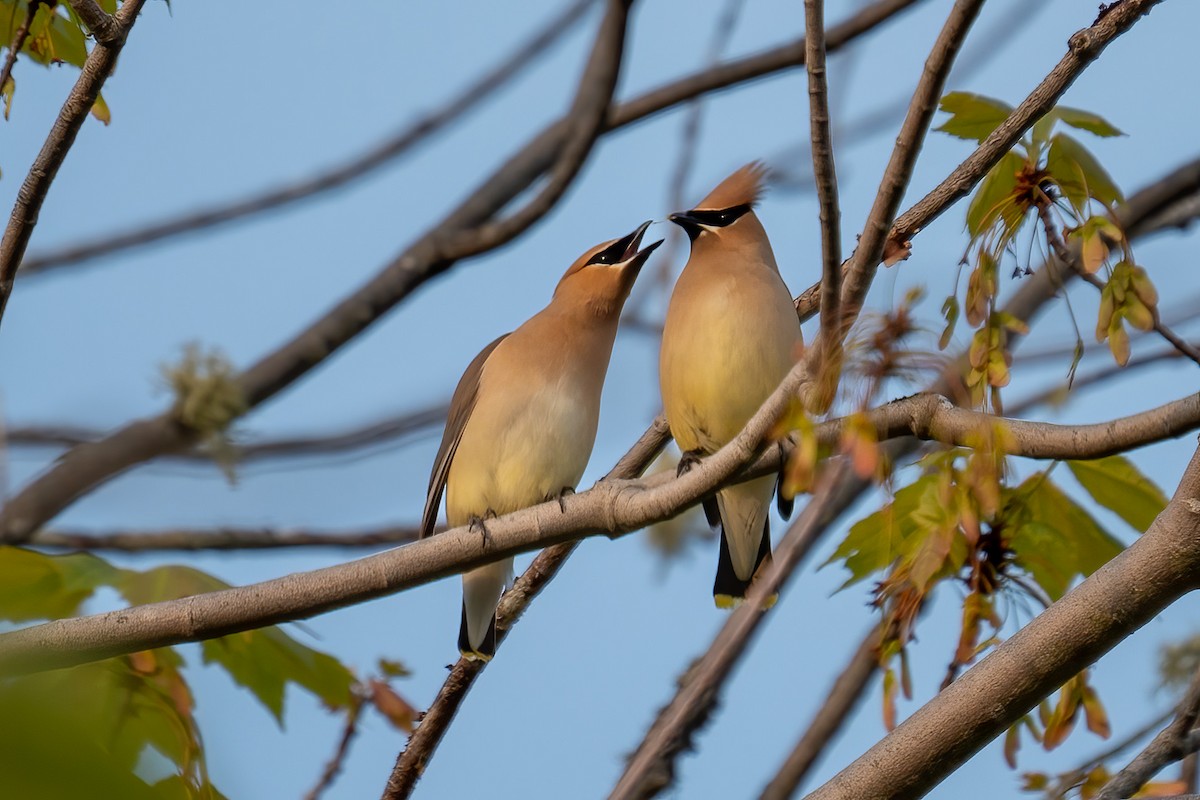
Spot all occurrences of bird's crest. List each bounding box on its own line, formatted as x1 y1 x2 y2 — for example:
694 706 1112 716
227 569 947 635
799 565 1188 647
694 161 769 211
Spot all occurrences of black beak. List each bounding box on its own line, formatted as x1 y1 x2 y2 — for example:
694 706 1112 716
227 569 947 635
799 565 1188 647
617 220 662 274
668 211 704 242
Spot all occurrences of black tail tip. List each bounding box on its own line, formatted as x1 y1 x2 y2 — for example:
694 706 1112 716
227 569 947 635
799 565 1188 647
458 604 498 662
713 519 777 609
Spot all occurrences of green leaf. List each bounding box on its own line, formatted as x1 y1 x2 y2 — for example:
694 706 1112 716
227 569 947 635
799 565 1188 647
1054 105 1124 138
965 151 1026 238
1067 455 1168 532
903 482 959 590
117 565 355 723
824 474 935 588
0 547 121 622
1008 477 1125 599
936 92 1014 142
1046 133 1123 212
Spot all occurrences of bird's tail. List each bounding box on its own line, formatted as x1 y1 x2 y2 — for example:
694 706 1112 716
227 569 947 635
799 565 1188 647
713 475 777 609
459 558 513 661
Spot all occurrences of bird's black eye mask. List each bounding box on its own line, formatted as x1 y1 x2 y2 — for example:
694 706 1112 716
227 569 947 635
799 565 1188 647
686 203 752 228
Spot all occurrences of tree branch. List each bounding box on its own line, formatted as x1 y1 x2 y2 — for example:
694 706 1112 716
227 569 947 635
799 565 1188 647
805 0 843 348
5 403 448 465
759 625 882 800
0 1 36 112
17 0 596 277
0 0 922 546
794 0 1166 320
65 0 122 46
0 0 147 328
29 524 424 551
802 445 1200 800
1097 666 1200 799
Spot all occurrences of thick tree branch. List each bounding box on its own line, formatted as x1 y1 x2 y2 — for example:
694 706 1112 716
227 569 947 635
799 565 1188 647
759 625 882 800
802 444 1200 800
0 0 147 328
1097 666 1200 799
18 0 595 277
0 0 922 545
65 0 122 46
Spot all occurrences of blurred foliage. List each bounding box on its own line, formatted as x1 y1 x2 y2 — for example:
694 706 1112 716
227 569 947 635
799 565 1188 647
0 547 415 798
0 0 116 124
160 343 248 484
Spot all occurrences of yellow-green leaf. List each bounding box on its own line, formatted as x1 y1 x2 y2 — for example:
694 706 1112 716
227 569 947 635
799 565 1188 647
1054 105 1124 138
936 92 1014 142
966 151 1026 238
0 547 120 622
1067 455 1168 532
90 92 111 125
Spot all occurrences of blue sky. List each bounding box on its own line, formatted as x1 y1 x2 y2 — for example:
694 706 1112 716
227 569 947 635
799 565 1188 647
3 1 1200 797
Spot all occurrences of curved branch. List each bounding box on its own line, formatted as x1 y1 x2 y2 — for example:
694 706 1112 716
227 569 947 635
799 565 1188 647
804 446 1200 800
0 0 148 328
0 0 923 545
17 0 596 277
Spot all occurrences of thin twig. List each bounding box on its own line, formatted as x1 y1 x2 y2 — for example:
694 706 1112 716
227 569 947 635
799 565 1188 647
29 524 425 551
0 0 148 328
18 0 596 277
805 0 845 365
759 625 882 800
6 402 448 465
1097 666 1200 799
0 1 36 114
304 699 363 800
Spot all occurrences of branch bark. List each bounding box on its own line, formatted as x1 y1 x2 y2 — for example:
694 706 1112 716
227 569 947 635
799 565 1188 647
1097 666 1200 799
0 0 922 546
0 0 148 328
802 446 1200 800
758 625 882 800
17 0 595 277
0 2 36 110
29 524 424 551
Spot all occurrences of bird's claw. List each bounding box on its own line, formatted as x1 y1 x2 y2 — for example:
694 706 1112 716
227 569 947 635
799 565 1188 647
677 448 705 477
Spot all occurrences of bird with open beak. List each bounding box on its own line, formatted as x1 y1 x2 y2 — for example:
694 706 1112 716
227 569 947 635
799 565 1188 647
660 163 803 608
422 222 662 660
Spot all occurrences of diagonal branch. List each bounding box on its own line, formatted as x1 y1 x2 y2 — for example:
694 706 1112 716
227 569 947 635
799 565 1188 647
0 0 922 546
758 625 882 800
0 1 36 111
804 445 1200 800
794 0 1167 320
17 0 596 277
1097 666 1200 800
0 0 148 328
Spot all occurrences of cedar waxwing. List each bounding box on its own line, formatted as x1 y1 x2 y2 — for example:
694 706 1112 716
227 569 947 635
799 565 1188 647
659 163 802 607
422 222 662 660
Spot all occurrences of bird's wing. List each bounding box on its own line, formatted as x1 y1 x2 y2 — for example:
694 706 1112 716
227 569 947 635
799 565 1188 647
420 334 509 539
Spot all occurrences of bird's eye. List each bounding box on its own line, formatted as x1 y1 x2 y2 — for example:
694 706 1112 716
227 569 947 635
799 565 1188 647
586 242 625 266
688 203 751 228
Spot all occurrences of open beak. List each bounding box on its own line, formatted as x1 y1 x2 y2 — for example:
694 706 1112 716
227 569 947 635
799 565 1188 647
618 220 663 273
